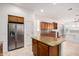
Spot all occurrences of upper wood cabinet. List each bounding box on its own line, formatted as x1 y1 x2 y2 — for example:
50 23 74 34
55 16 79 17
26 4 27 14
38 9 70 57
40 22 48 30
17 17 24 23
52 22 57 29
48 23 53 30
8 15 17 22
8 15 24 23
40 22 57 30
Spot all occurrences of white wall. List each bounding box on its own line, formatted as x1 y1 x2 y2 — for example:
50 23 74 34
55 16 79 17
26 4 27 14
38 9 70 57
0 3 35 55
1 3 77 56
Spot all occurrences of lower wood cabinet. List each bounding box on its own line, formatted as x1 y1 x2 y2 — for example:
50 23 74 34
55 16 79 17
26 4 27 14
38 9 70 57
32 39 60 56
49 45 59 56
38 42 48 56
0 43 3 56
32 39 38 56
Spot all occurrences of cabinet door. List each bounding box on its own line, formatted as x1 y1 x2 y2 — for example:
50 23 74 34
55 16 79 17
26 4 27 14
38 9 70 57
42 23 45 29
40 22 44 30
17 17 24 23
50 23 53 29
50 31 56 37
0 44 3 56
44 23 46 29
8 15 17 22
48 23 50 29
49 45 59 56
40 22 48 30
38 42 48 56
8 15 24 23
45 23 47 29
52 22 57 29
48 23 52 30
32 39 38 56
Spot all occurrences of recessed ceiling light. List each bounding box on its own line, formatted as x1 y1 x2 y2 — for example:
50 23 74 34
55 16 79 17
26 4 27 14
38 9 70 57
40 9 44 13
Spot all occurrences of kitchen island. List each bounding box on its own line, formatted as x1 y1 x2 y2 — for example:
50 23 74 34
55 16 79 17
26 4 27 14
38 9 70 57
0 42 3 56
32 36 64 56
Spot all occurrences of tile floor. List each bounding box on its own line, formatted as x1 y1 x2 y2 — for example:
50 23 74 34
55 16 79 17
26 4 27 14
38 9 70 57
62 41 79 56
4 46 33 56
3 40 79 56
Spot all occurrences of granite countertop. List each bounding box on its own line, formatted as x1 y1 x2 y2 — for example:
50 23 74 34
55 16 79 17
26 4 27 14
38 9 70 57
32 36 64 46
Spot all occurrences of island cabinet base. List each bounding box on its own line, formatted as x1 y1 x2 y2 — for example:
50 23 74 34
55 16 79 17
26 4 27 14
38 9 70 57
38 42 49 56
32 39 61 56
0 43 3 56
49 46 59 56
32 39 38 56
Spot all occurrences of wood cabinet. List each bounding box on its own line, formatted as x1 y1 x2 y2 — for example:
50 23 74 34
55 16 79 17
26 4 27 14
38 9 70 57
32 39 60 56
52 22 57 29
8 15 17 22
40 22 48 30
49 45 59 56
0 43 3 56
48 31 56 37
40 22 58 37
17 17 24 23
40 22 57 30
32 39 38 56
38 42 48 56
8 15 24 23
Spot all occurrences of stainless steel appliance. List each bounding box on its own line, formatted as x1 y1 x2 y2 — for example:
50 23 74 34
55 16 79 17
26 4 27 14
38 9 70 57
8 23 24 51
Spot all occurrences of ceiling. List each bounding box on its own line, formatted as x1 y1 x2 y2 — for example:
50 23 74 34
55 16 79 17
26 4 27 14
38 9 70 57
13 3 79 22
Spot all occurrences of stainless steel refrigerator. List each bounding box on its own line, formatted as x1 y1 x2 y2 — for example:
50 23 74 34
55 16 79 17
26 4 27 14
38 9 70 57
8 23 24 51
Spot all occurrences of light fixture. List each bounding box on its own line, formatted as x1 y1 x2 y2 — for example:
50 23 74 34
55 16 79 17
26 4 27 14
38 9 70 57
68 8 72 11
40 9 44 13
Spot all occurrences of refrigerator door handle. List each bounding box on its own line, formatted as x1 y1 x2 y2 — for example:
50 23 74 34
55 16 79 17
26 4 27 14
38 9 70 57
10 31 15 37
